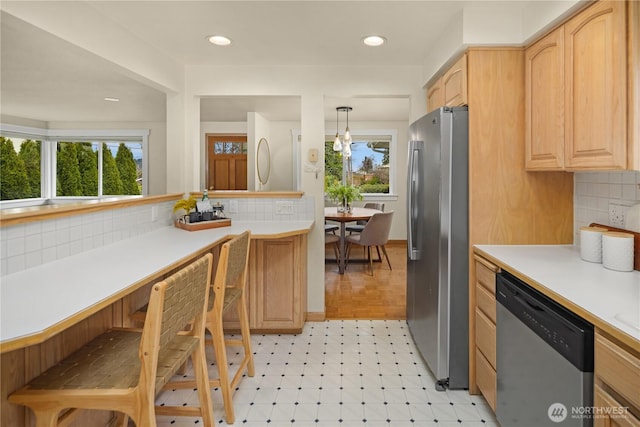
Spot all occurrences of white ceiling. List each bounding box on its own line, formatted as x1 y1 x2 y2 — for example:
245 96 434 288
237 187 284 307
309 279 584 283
1 1 529 124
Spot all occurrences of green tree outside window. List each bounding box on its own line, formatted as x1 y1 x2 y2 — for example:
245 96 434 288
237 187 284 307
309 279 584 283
0 137 31 200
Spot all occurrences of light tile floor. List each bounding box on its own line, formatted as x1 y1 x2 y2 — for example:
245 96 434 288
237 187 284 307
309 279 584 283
155 320 499 427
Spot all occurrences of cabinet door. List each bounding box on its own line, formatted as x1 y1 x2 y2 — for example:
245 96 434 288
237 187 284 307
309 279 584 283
525 27 565 170
443 54 467 106
594 385 640 427
565 0 627 169
251 237 304 331
427 77 444 112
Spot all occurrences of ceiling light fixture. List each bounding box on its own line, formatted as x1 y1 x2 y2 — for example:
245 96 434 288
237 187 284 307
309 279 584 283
362 35 386 47
208 35 231 46
103 97 120 102
333 106 353 158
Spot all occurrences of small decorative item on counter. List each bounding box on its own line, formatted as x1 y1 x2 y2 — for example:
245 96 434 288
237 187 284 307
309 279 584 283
212 202 225 219
580 226 607 263
196 189 212 214
602 232 635 272
173 195 197 222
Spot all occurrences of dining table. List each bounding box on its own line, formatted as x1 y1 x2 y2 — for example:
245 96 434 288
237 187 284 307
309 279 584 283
324 206 382 274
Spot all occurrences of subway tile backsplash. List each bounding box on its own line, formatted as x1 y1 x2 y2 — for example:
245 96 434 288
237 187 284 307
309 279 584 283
574 171 640 243
0 196 314 277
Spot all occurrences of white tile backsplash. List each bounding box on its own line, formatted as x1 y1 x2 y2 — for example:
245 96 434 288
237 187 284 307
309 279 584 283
574 171 640 243
0 201 175 277
0 197 313 277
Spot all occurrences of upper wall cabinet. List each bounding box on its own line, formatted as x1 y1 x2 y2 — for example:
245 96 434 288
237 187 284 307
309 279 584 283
525 27 565 170
526 0 635 171
442 54 468 107
426 54 468 112
427 77 444 112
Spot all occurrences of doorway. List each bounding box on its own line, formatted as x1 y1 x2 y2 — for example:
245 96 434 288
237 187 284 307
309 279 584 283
206 134 248 190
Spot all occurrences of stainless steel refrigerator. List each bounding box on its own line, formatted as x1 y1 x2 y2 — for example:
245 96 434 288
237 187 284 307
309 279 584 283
406 106 469 390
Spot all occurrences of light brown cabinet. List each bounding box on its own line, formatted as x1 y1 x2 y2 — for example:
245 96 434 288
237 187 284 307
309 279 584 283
594 330 640 426
427 77 444 112
470 256 498 411
525 26 565 170
526 0 632 170
250 235 307 331
442 54 467 107
224 234 307 333
426 54 468 111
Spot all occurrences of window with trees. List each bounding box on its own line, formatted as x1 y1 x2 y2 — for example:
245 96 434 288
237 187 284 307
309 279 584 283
0 126 147 204
324 132 394 195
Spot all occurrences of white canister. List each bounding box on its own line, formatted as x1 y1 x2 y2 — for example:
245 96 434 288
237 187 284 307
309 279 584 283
580 226 607 263
602 232 635 272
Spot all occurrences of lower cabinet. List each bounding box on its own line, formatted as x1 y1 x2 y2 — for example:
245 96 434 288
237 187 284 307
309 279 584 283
594 331 640 426
223 234 307 333
469 255 498 411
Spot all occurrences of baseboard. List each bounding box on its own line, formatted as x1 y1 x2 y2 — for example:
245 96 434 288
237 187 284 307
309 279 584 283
387 240 407 247
305 312 326 322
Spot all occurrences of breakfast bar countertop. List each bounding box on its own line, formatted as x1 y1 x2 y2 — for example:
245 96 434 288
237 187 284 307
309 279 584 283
0 221 313 352
475 244 640 351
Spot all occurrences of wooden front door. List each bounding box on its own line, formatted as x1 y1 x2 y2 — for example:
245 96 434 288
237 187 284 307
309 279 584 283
206 134 248 190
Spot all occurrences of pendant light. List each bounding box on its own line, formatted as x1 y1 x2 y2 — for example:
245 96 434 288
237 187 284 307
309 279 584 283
333 108 342 151
333 106 353 158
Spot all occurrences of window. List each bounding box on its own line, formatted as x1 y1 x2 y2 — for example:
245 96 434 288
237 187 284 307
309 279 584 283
324 130 396 195
0 125 148 205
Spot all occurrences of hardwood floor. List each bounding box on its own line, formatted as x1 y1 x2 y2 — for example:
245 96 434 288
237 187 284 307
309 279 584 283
325 241 407 319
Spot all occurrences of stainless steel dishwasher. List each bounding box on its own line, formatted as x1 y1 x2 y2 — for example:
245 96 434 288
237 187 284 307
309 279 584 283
496 271 594 427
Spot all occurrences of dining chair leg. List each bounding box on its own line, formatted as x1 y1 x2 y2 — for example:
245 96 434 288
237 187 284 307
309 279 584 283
375 245 382 262
367 246 374 276
381 245 392 270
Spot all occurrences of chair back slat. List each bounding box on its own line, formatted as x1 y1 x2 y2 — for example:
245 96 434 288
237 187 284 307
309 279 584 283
217 231 251 290
157 255 212 350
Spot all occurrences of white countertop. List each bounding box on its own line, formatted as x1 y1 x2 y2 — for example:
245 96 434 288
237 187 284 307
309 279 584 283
475 245 640 348
0 221 313 349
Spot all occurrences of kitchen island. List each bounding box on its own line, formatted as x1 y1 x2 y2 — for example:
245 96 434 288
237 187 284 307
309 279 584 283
1 220 312 426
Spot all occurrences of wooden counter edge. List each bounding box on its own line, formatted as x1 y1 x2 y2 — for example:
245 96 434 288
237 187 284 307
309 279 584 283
0 193 183 227
473 246 640 354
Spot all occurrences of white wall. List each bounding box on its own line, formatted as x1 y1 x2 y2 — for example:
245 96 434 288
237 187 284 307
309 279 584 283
422 0 585 85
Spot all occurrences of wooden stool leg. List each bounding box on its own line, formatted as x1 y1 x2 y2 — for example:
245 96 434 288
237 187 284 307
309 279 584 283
210 320 235 424
238 293 255 376
193 341 215 427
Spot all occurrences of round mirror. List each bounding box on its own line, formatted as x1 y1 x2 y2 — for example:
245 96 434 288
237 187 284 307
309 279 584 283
256 137 271 186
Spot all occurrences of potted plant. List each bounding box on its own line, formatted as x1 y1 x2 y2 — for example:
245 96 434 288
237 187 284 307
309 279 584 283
326 183 362 213
173 195 197 222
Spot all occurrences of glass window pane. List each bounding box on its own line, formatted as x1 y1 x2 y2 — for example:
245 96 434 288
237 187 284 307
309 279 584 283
351 139 389 194
56 141 99 197
0 136 41 200
102 142 141 196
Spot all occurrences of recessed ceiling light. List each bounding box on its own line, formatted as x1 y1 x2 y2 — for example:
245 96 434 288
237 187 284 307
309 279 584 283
103 97 120 102
208 35 232 46
362 35 386 47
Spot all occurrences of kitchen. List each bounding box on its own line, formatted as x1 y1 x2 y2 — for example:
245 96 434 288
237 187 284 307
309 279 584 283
1 0 639 426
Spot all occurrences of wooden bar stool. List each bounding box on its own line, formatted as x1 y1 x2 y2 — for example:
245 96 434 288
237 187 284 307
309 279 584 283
169 230 254 424
9 254 216 427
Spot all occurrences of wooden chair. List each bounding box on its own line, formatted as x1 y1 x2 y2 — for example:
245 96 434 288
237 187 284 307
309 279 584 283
207 230 254 424
9 254 216 427
345 211 394 276
189 230 254 424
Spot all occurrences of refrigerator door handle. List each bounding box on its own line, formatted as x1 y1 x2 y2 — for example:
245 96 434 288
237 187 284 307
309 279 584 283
407 140 421 260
